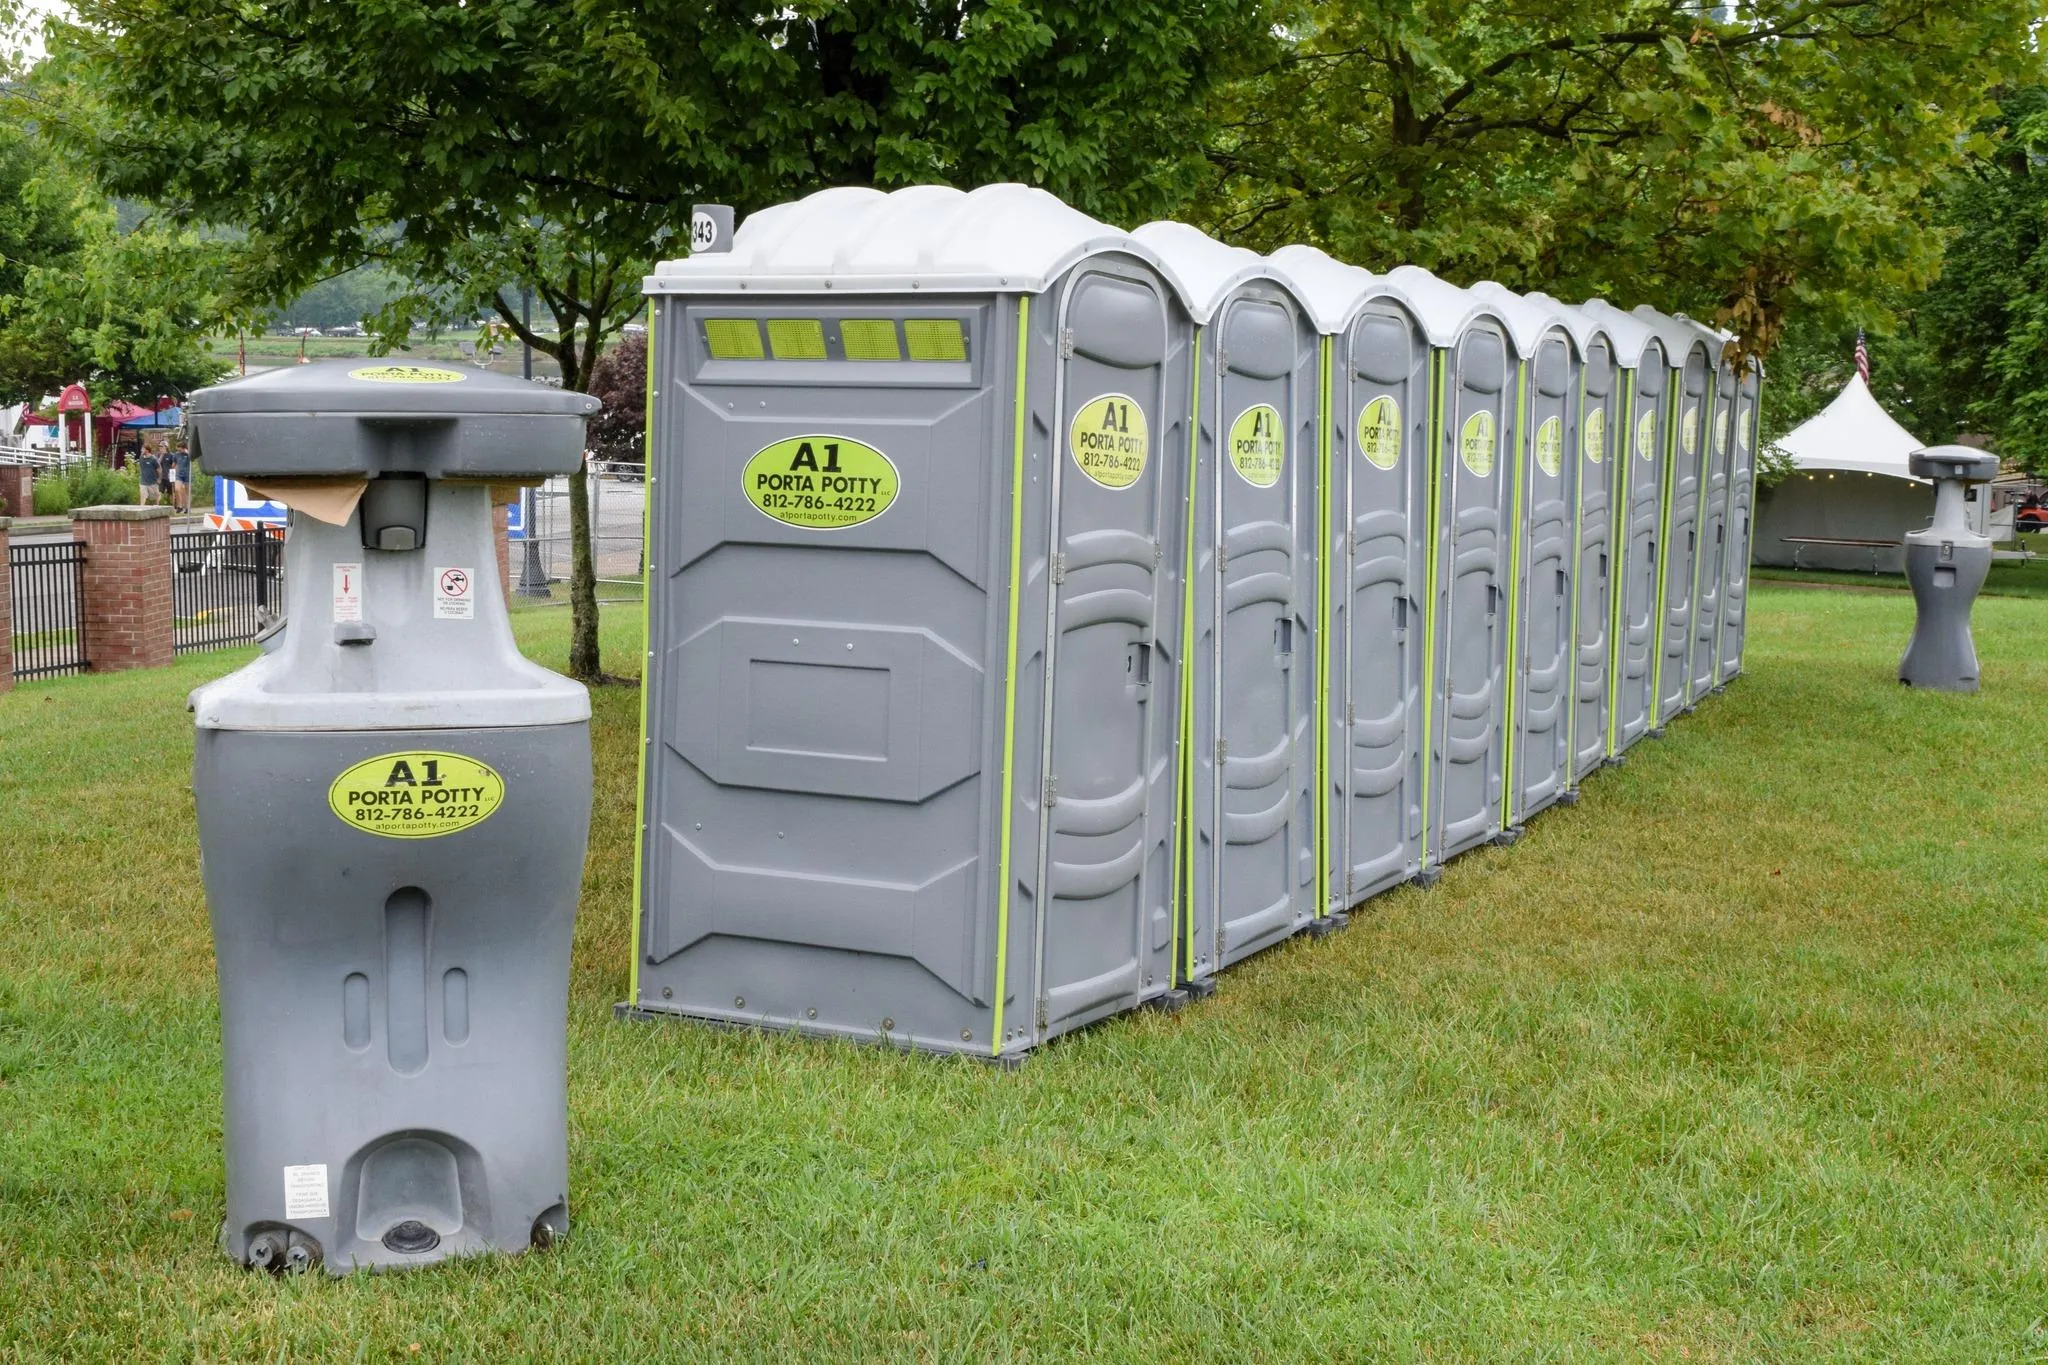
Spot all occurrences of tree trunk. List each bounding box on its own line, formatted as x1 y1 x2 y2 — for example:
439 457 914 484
565 460 603 680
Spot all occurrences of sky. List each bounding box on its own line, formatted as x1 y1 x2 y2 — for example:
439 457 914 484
4 0 71 68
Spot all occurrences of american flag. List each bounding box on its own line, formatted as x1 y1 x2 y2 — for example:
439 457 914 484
1854 330 1870 384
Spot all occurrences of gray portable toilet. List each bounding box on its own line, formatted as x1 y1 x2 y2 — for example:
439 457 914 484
1134 221 1323 985
1682 315 1738 703
632 185 1192 1061
1716 355 1764 684
184 362 599 1273
1579 300 1666 757
1273 244 1431 911
1527 292 1621 787
1632 305 1715 730
1388 266 1517 863
1471 282 1579 832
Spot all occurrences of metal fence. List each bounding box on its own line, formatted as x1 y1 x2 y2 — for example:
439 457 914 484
9 539 87 679
172 529 284 654
511 468 646 603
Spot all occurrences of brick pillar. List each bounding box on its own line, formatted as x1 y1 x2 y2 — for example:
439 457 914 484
72 505 175 673
0 517 13 694
490 487 515 604
0 465 32 519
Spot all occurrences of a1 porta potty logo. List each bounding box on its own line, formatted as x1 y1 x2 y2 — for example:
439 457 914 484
742 434 900 530
328 751 505 838
1069 394 1149 489
1228 404 1285 488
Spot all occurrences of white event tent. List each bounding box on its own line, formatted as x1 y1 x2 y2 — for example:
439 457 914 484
1753 373 1950 573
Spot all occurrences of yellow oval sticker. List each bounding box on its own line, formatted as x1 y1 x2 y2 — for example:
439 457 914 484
1714 409 1731 457
1358 395 1401 471
1459 409 1496 478
1680 403 1699 456
743 434 899 530
1069 393 1149 489
348 365 468 384
1534 416 1563 478
1584 406 1606 465
329 751 505 839
1636 409 1658 462
1228 403 1285 487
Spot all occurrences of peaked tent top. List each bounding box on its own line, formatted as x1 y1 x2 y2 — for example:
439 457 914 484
645 183 1161 295
1775 372 1927 481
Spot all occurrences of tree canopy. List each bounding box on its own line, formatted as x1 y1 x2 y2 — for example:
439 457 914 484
1193 0 2044 355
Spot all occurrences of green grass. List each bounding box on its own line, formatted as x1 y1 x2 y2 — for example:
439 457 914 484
3 588 2046 1360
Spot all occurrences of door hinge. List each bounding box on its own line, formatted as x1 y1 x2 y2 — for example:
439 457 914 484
1217 349 1230 371
1216 927 1228 957
1216 544 1230 573
1051 551 1067 584
1214 738 1229 764
1058 328 1075 359
1036 997 1049 1031
1347 704 1356 725
1153 539 1163 565
1044 774 1059 806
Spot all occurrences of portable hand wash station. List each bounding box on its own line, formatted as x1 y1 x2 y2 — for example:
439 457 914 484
186 362 599 1273
1898 445 2002 692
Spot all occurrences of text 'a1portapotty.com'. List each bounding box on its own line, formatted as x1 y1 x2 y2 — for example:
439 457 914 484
629 185 1195 1062
186 361 599 1274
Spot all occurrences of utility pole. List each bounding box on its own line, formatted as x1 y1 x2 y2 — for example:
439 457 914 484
516 286 551 597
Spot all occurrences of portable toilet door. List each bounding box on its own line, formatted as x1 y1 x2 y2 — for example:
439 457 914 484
1634 306 1713 730
1472 282 1578 833
634 184 1191 1061
1717 356 1764 684
1135 222 1322 982
1530 292 1621 786
1275 245 1431 910
1686 319 1738 702
1390 266 1514 863
1580 300 1665 756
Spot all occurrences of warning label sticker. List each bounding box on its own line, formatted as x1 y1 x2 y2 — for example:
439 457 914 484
743 435 899 530
332 562 363 623
348 365 467 384
1584 407 1606 465
283 1164 329 1220
1228 403 1285 488
329 751 505 839
1459 409 1496 478
1636 410 1658 463
434 566 475 620
1358 395 1401 471
1535 416 1563 478
1680 404 1699 456
1069 393 1150 490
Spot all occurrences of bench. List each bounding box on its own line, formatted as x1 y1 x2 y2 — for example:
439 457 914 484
1780 535 1900 572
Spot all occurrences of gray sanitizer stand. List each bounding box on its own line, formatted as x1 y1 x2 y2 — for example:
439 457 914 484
185 362 598 1274
1899 446 2001 692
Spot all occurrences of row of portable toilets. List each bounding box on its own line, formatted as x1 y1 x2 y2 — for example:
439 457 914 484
624 184 1761 1064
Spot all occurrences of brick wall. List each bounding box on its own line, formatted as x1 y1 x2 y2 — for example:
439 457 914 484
0 517 12 694
72 505 175 672
0 465 32 519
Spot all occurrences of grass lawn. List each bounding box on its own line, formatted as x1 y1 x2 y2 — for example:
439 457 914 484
3 586 2045 1360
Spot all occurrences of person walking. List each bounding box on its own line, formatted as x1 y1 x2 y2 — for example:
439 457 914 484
170 442 192 513
137 446 160 506
158 445 176 509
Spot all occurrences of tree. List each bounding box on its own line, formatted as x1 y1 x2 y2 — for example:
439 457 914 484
585 333 646 470
44 0 1274 681
1193 0 2043 357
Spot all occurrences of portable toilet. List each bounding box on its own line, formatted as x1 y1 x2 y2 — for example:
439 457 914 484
1470 282 1580 833
1272 244 1431 911
1717 355 1764 684
1133 221 1323 986
1632 305 1715 730
1681 315 1738 704
1526 292 1620 787
1578 300 1666 757
631 185 1194 1061
1387 266 1517 864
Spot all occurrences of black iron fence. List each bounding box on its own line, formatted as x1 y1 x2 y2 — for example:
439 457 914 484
172 529 284 655
9 539 87 679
